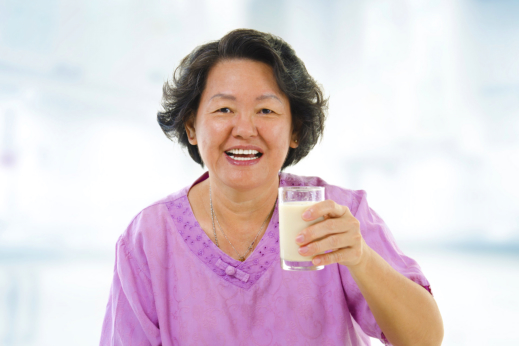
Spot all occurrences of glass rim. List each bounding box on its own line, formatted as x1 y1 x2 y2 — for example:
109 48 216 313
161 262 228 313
278 186 325 191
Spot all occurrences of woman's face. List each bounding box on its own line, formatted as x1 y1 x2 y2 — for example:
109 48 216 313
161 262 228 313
186 59 297 191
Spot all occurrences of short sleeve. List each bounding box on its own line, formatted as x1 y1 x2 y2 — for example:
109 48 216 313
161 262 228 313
100 215 161 346
337 190 431 345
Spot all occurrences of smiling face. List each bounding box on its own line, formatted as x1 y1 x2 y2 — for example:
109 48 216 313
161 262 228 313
185 59 298 191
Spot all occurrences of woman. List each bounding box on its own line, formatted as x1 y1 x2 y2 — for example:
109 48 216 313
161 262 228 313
100 29 443 346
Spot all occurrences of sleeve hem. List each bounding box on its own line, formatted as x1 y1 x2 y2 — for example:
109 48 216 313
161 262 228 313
422 284 433 296
381 332 390 345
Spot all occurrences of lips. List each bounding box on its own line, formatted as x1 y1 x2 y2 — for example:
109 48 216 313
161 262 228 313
224 148 263 166
225 148 263 161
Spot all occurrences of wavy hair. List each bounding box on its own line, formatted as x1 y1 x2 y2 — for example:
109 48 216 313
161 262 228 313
157 29 327 170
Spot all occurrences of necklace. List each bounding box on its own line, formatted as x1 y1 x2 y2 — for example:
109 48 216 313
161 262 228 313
209 183 276 262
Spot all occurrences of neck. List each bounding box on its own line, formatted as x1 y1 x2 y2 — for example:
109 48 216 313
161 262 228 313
207 174 279 239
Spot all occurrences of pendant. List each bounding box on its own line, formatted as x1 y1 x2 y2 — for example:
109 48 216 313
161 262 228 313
239 256 245 262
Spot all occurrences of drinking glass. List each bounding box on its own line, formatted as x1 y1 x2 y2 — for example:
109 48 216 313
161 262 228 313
278 186 325 271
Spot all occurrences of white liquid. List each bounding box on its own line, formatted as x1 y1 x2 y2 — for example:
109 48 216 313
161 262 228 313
279 202 322 261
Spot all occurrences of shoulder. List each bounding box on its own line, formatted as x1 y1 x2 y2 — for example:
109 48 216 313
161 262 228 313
118 185 190 250
279 172 367 215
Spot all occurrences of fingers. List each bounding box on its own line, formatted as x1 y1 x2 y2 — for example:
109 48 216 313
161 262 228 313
298 231 361 257
311 247 363 266
302 200 351 221
296 217 360 246
296 200 363 267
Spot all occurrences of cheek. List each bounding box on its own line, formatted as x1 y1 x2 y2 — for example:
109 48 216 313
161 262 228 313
268 123 292 145
261 130 291 160
196 121 228 155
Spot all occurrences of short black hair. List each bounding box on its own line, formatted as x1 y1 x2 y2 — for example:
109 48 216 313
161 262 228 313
157 28 327 170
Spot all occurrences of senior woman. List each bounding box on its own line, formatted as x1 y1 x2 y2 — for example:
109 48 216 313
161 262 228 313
100 29 443 346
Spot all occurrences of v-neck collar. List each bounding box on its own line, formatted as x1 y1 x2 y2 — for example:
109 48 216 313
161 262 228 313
166 172 287 290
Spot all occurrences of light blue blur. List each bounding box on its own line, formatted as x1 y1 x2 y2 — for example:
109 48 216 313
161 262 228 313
1 0 518 345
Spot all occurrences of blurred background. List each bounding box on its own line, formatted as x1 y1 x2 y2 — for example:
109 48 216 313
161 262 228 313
1 0 518 345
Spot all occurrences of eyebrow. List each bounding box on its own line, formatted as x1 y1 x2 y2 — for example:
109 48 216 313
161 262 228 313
256 94 283 103
208 93 283 103
209 93 236 101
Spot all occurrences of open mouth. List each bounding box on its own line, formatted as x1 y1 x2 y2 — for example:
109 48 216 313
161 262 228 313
225 149 263 161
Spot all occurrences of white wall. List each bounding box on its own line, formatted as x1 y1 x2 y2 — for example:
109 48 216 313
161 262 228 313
1 0 518 345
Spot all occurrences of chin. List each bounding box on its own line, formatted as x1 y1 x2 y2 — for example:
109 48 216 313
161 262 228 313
219 168 275 190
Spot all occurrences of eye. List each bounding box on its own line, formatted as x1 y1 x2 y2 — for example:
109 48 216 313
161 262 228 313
259 108 273 114
217 107 232 113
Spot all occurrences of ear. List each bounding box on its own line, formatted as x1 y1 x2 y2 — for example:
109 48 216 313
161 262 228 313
185 117 197 145
289 121 300 149
289 134 299 149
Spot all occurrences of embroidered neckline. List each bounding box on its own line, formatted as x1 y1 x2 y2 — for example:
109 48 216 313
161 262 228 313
165 173 289 290
165 172 315 290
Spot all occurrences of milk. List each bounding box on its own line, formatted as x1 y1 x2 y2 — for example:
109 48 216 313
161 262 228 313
279 202 322 261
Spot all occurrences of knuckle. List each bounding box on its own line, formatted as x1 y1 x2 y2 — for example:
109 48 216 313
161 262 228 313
331 219 341 232
333 219 345 233
331 251 342 263
326 219 336 232
323 253 333 264
305 227 315 241
328 235 339 248
323 252 332 264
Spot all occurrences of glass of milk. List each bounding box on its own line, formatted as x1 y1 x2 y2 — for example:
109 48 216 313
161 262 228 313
278 186 325 271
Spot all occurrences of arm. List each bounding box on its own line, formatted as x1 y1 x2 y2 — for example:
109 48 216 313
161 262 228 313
347 244 443 346
297 200 443 346
100 235 161 346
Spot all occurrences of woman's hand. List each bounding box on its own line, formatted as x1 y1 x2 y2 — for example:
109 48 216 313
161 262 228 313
297 200 444 346
296 200 371 268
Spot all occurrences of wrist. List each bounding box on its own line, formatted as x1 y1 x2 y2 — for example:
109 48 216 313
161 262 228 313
343 241 373 274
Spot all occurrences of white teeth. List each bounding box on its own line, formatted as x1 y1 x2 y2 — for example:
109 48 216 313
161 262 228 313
227 155 257 161
227 149 259 155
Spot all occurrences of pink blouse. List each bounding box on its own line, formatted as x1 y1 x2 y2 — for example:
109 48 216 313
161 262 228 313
100 172 431 346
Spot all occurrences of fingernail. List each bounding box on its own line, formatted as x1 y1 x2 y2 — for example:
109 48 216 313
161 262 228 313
313 258 322 265
295 234 304 243
298 246 309 255
302 210 312 220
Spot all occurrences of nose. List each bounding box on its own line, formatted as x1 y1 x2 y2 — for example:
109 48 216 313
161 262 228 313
231 112 257 139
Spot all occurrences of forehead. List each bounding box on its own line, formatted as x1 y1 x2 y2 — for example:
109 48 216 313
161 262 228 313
202 59 284 98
